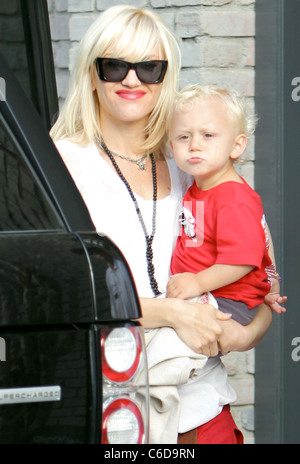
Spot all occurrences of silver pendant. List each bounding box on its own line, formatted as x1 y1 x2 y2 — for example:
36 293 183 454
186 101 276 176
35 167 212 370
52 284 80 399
137 160 146 170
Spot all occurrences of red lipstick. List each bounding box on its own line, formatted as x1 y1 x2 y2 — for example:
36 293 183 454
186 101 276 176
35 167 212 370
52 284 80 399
116 90 146 100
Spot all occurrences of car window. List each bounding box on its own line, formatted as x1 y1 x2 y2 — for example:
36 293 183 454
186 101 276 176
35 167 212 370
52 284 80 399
0 119 63 231
0 1 32 103
0 0 58 130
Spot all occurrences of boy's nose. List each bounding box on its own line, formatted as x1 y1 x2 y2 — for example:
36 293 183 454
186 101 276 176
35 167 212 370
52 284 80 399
190 136 202 151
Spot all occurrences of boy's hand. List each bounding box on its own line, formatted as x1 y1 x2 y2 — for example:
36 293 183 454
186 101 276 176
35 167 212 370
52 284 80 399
166 272 201 299
264 291 287 314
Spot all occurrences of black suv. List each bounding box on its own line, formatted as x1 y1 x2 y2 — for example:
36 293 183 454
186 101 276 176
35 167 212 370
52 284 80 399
0 0 149 444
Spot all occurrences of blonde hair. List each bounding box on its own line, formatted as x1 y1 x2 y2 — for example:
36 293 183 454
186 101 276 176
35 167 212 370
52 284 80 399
50 5 181 156
170 84 257 138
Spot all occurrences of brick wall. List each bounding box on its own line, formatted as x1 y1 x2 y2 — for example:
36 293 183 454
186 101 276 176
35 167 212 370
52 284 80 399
48 0 256 444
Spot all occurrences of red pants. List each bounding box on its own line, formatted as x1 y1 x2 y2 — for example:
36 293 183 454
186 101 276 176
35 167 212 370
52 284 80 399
196 405 244 444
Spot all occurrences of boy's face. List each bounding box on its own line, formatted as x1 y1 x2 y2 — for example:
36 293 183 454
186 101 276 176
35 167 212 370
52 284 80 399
169 97 245 189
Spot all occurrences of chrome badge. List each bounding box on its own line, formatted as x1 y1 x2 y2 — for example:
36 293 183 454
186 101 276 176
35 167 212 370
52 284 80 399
0 386 61 405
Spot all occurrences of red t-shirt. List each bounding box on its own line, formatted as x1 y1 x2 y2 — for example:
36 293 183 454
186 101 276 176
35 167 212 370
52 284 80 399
170 179 272 309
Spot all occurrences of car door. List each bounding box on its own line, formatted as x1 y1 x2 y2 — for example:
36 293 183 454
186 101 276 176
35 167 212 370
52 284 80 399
0 1 149 444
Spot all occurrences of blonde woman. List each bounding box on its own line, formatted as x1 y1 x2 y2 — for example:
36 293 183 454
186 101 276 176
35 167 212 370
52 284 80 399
51 5 274 444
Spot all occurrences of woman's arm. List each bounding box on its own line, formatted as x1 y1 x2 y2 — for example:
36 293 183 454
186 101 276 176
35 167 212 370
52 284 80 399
139 296 231 357
218 223 286 353
218 303 273 354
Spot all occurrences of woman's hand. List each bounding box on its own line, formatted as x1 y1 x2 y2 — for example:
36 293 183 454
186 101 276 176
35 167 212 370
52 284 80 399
139 297 231 357
171 300 232 356
217 303 273 354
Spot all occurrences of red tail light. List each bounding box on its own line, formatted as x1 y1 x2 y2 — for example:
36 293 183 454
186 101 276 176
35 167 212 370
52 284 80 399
102 398 144 444
101 327 142 383
100 325 149 444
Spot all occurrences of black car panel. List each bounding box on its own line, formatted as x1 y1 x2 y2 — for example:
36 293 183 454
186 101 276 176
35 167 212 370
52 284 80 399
0 232 141 326
0 325 100 444
0 1 149 443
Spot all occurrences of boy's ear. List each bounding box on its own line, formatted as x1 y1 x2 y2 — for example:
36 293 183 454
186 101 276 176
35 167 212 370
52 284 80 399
230 134 247 160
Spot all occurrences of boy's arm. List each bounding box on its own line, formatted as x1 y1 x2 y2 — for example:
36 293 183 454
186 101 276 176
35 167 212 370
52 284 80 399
264 222 287 313
166 263 254 299
265 291 287 313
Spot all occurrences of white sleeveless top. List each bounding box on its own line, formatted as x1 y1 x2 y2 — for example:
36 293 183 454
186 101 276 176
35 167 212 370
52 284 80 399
55 139 236 433
55 139 189 297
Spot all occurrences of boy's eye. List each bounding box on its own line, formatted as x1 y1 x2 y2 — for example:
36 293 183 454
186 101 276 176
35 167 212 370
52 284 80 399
204 133 213 139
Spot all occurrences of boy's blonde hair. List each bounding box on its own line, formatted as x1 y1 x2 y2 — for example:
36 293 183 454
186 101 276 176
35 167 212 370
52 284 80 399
170 84 257 138
50 5 181 156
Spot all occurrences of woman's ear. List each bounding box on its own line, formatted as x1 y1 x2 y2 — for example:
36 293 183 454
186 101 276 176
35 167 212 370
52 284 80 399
230 134 247 161
91 68 97 92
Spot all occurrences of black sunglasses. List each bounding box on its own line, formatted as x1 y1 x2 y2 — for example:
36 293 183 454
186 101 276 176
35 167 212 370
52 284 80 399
96 58 168 84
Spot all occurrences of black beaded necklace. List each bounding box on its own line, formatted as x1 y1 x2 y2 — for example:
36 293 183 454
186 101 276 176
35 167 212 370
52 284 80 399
98 138 161 297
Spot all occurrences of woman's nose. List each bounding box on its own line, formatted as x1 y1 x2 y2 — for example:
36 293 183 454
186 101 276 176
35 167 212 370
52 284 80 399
122 69 141 86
